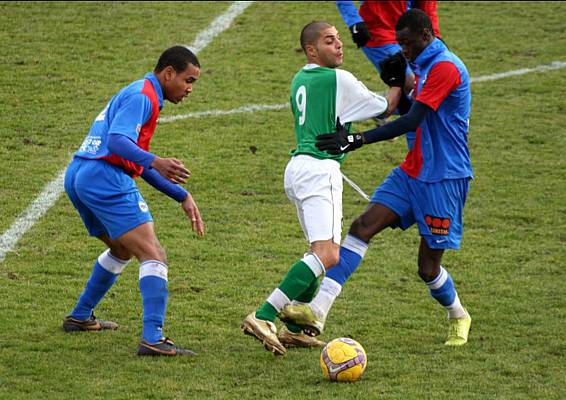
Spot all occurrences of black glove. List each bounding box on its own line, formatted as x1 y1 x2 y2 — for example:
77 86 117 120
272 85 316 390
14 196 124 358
316 118 364 155
378 52 407 87
349 22 371 48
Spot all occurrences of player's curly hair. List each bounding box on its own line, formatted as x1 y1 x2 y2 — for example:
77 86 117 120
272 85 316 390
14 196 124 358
154 46 200 73
396 9 433 34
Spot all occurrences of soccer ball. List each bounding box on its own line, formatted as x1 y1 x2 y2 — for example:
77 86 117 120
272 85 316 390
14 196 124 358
320 338 367 382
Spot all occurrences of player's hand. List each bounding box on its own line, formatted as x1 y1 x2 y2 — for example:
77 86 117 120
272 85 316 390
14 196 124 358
379 52 407 87
151 156 191 184
181 193 205 236
316 118 364 155
349 22 371 48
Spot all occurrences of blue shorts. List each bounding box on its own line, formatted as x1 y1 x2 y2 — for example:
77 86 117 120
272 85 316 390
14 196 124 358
370 167 470 250
362 43 412 75
64 157 153 240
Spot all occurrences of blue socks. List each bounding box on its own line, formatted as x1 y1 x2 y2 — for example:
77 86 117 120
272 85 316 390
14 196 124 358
139 260 169 344
70 250 130 320
310 235 368 319
326 234 368 285
426 266 466 319
426 266 456 306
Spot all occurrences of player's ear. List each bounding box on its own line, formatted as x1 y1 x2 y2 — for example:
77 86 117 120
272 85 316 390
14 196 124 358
305 43 317 58
422 28 433 42
163 65 176 81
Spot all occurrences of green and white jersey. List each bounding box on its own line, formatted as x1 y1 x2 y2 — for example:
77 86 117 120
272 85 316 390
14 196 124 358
289 64 388 163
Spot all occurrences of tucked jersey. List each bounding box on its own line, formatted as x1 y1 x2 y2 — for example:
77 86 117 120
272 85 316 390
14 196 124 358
290 64 388 163
75 73 163 178
400 39 473 182
336 1 442 47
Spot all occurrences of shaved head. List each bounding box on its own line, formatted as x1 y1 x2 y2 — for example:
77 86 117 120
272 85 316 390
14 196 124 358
300 21 332 52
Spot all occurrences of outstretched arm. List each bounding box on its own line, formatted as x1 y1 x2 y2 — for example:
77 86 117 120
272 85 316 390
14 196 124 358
316 101 430 155
362 101 431 144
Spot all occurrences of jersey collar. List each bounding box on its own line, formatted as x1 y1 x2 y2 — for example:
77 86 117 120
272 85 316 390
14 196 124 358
144 72 164 110
303 63 322 70
410 38 446 76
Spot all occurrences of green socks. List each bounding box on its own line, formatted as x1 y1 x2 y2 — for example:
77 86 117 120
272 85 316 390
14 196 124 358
256 259 320 322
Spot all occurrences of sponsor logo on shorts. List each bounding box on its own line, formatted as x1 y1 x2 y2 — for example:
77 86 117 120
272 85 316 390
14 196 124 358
425 215 450 235
139 201 149 212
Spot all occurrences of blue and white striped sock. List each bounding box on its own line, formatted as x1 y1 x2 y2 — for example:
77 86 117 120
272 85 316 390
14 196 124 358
426 266 466 319
70 250 130 320
310 234 368 319
139 260 169 344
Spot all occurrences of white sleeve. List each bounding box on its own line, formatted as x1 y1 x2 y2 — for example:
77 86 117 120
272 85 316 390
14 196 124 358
335 69 388 123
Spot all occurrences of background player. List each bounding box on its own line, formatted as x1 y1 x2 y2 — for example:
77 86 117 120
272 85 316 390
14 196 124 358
284 9 473 346
337 0 441 147
337 0 441 78
241 21 402 355
63 46 205 356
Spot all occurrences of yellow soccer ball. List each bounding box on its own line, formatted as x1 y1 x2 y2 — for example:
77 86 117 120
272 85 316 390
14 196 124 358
320 338 367 382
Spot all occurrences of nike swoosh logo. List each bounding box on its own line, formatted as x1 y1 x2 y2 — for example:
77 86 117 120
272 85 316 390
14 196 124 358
352 25 358 34
328 365 344 373
435 239 446 243
340 144 350 151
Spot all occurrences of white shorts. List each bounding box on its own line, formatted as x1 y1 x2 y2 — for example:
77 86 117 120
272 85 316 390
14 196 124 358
284 155 343 244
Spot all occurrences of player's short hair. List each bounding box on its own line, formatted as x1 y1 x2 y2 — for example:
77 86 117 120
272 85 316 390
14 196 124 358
154 46 200 73
300 21 332 52
396 9 433 34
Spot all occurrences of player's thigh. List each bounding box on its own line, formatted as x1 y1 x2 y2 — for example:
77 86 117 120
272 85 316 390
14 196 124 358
285 156 343 245
350 203 400 242
73 159 154 241
410 178 470 250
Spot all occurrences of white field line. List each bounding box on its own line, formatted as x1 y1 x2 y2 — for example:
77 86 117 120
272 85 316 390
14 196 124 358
188 1 253 55
160 60 566 124
0 1 254 263
159 103 288 123
1 59 564 264
469 60 566 83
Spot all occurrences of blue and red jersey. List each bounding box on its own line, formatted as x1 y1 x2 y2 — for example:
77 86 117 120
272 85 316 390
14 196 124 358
400 38 473 182
75 73 163 178
336 1 442 47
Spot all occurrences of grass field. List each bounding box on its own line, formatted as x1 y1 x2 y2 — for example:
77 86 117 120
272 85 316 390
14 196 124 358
1 1 565 399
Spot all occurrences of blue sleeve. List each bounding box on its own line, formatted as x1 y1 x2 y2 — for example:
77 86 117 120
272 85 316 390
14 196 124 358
107 134 156 169
108 93 153 143
141 167 189 203
336 1 363 27
363 101 431 144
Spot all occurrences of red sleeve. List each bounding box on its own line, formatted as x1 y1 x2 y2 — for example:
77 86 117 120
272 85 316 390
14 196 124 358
415 1 442 38
415 61 461 111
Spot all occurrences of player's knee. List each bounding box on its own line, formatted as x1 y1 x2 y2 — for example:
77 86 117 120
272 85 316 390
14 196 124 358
417 263 439 283
324 249 340 268
137 239 167 264
312 244 340 269
154 244 167 264
349 217 372 243
108 244 133 262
